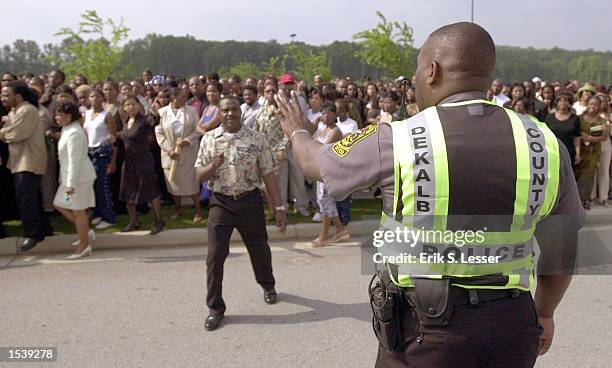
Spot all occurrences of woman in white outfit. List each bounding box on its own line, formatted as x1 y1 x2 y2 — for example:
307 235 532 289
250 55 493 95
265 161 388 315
155 87 203 222
53 102 97 259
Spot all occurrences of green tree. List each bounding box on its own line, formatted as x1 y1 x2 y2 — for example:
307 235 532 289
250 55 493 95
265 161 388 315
220 61 261 80
284 42 332 83
352 11 415 79
48 10 130 82
261 56 285 77
0 40 52 74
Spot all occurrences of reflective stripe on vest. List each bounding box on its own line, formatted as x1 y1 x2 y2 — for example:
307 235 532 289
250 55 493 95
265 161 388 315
382 101 560 290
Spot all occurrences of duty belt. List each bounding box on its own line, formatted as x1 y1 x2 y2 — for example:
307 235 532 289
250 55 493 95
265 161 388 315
403 286 524 308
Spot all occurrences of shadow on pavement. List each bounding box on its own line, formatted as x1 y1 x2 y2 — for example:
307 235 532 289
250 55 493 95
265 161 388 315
0 262 38 272
228 293 370 325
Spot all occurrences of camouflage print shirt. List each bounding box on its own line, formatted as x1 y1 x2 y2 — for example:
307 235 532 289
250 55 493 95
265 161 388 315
254 102 289 156
195 125 274 196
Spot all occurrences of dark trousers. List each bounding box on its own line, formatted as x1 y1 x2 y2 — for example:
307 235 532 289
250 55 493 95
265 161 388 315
151 142 172 202
375 291 542 368
206 189 275 315
335 195 352 225
13 172 50 240
89 145 116 223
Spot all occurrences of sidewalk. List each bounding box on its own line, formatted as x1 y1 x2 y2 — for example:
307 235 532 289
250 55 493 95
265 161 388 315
0 220 380 257
3 204 612 257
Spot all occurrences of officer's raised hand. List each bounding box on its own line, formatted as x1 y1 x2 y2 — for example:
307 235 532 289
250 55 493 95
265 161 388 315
274 90 311 137
272 90 324 181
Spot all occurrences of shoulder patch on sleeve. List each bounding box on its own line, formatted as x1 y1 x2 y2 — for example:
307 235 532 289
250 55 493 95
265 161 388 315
332 124 377 157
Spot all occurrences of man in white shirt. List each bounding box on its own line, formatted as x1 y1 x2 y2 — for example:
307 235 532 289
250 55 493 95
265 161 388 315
240 85 261 130
334 99 358 137
491 79 510 107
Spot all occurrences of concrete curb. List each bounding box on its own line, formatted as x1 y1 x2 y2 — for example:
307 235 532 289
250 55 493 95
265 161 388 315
3 213 610 257
0 220 379 256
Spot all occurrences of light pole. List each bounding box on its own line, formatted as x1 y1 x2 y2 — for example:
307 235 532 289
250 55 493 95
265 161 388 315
470 0 474 23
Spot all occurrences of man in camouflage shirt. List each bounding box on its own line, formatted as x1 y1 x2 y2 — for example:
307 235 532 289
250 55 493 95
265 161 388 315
195 96 287 331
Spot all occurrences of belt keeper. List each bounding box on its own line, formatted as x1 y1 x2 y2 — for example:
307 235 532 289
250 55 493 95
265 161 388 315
510 289 521 298
468 289 479 306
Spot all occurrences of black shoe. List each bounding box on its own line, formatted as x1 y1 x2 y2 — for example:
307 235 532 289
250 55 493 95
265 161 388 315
19 237 42 252
121 222 141 232
149 221 165 235
204 314 224 331
264 289 277 304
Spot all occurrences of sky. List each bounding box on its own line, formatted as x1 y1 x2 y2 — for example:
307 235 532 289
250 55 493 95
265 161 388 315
3 0 611 51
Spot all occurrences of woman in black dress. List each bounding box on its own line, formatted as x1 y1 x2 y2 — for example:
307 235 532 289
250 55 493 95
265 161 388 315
544 89 582 168
118 95 164 234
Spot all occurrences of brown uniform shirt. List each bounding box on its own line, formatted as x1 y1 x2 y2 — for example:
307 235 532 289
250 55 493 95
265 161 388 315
319 91 584 273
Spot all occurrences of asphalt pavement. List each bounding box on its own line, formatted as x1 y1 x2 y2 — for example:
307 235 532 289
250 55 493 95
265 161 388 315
2 205 612 367
1 235 611 368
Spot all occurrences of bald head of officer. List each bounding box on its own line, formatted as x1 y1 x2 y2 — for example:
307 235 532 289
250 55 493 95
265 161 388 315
414 22 495 110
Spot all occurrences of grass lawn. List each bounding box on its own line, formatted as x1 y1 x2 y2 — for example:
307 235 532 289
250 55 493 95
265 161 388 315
2 198 382 237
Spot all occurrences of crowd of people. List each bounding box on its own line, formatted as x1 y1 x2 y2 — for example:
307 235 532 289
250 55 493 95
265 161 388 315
1 69 611 257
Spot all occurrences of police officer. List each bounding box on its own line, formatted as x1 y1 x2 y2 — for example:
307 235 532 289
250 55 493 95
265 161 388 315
195 96 287 331
275 22 583 367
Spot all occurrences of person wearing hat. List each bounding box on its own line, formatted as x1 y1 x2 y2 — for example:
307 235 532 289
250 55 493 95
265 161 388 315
574 83 596 116
532 77 543 99
279 73 311 217
279 73 309 113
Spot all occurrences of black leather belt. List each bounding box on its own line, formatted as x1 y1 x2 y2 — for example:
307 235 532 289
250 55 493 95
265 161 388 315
214 189 257 201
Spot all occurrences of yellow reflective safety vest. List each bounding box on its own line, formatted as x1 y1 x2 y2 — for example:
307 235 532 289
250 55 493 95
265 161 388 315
380 99 560 291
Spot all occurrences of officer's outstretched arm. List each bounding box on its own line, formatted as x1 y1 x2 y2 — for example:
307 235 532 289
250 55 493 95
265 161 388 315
290 133 323 181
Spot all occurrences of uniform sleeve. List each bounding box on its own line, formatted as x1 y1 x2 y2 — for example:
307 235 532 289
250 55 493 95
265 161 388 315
534 139 584 275
319 124 387 201
194 133 211 168
257 133 274 176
